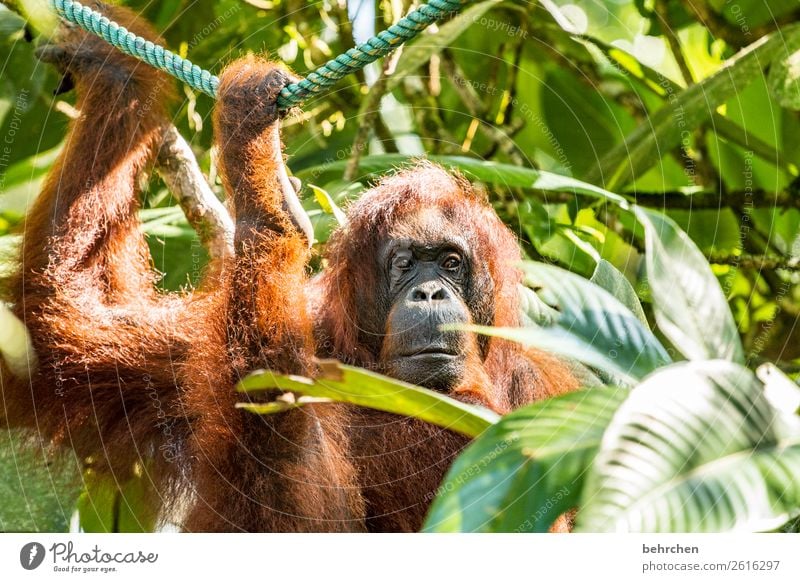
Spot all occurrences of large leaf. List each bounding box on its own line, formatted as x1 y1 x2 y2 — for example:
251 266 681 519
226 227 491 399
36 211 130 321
633 206 744 363
423 387 627 532
295 154 629 207
590 258 647 326
77 472 158 533
577 360 800 532
518 283 558 327
586 24 800 189
237 361 499 438
461 261 670 385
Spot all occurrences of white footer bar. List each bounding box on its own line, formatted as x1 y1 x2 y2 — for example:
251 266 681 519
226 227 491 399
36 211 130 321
1 533 797 581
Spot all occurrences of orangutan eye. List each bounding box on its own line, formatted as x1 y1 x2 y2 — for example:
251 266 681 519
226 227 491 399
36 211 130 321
441 254 462 271
392 254 413 271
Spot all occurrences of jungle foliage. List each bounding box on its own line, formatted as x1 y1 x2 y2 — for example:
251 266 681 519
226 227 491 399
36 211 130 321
1 0 799 532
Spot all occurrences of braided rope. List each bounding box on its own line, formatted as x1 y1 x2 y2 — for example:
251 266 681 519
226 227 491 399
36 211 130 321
52 0 468 109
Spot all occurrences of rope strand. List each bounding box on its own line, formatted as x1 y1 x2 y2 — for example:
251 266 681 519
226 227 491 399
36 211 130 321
51 0 468 109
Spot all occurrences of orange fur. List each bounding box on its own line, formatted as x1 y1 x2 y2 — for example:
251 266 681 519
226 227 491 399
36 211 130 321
1 6 577 533
0 5 363 532
313 164 579 531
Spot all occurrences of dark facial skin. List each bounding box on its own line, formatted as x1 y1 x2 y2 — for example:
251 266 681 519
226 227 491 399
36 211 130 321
379 235 473 391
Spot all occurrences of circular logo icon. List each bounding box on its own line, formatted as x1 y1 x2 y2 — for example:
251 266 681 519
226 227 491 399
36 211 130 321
20 542 46 570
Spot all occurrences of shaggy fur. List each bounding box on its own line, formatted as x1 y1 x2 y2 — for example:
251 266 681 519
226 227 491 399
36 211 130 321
1 4 577 532
1 4 362 532
312 166 579 531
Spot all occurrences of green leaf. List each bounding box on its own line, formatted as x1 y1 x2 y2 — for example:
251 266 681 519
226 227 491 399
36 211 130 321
461 262 670 385
15 0 60 38
0 147 61 215
388 0 503 91
633 206 744 363
720 0 799 28
237 361 499 438
423 388 627 532
586 24 800 189
518 284 558 327
577 360 800 532
309 183 347 226
139 206 207 291
296 154 629 207
590 259 647 326
589 35 795 174
77 473 158 533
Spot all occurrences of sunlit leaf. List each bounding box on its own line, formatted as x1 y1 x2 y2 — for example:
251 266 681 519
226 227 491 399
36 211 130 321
461 261 670 385
309 183 347 226
0 303 36 380
424 388 627 532
633 207 744 363
578 360 800 532
590 259 647 326
15 0 59 37
757 363 800 416
238 361 499 438
297 154 629 206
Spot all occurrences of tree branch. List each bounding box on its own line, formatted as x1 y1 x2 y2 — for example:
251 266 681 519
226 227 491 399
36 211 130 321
525 187 799 210
156 125 234 264
707 253 800 272
655 0 694 86
628 189 800 210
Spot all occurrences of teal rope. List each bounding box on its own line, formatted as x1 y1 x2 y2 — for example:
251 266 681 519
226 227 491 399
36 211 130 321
52 0 468 109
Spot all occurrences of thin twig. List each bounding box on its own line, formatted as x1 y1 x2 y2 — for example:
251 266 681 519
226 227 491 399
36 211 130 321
440 51 526 164
654 0 694 86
